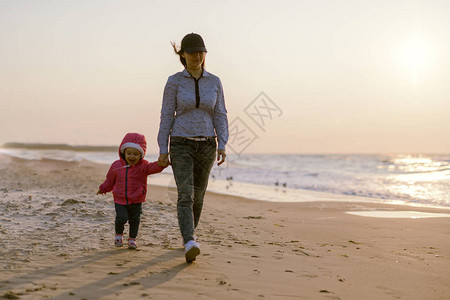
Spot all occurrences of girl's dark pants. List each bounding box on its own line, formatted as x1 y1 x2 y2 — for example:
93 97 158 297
115 203 142 238
169 136 216 245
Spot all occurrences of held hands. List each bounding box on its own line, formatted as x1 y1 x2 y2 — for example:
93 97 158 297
158 153 170 168
217 149 226 166
96 189 105 195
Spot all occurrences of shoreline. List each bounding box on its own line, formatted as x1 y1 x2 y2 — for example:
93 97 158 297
2 150 449 210
151 172 450 211
0 154 449 299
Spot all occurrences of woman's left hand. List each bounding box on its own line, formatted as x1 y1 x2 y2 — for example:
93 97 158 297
217 149 226 166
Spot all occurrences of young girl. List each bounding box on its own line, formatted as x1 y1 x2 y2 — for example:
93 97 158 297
97 132 166 249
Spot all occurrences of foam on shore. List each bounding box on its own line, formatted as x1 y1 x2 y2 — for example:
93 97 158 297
346 211 450 218
149 173 450 210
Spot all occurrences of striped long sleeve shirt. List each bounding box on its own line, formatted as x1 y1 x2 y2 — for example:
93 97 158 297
157 69 229 154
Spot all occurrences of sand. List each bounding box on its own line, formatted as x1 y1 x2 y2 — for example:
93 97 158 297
0 153 449 300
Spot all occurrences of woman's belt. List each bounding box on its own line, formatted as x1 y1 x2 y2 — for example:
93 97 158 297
182 136 215 142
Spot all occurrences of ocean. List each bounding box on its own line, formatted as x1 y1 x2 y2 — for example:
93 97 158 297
1 146 449 209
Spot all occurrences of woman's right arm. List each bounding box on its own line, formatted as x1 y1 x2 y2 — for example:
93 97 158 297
158 153 170 167
157 77 177 155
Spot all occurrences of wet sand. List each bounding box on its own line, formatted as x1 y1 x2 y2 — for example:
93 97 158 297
0 154 449 299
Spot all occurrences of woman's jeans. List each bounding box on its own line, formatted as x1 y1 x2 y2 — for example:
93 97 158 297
170 136 216 244
115 202 142 239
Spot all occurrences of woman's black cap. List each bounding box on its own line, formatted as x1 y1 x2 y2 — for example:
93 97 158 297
181 33 207 53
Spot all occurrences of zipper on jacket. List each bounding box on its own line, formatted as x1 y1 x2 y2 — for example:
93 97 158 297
125 167 129 205
193 73 203 108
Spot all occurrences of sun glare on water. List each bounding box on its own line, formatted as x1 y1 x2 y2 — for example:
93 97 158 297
386 155 450 205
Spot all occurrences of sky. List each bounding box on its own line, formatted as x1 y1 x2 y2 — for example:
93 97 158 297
1 0 449 154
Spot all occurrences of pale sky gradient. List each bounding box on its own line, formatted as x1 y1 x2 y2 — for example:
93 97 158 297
1 0 449 154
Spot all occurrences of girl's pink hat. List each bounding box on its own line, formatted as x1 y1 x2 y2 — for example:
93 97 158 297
120 142 144 157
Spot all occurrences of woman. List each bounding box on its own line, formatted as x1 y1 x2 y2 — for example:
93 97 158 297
157 33 229 262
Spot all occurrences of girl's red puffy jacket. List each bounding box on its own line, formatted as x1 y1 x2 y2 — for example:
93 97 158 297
98 133 165 205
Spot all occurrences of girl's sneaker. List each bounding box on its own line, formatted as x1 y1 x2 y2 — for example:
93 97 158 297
115 234 123 247
128 238 137 250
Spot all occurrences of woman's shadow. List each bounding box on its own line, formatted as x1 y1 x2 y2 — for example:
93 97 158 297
55 248 188 299
1 248 189 299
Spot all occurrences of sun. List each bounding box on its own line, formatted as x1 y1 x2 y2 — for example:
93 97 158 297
395 33 435 84
404 36 429 67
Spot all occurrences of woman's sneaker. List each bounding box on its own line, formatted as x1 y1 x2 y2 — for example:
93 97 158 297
185 240 200 262
128 238 137 250
115 235 123 247
181 235 198 248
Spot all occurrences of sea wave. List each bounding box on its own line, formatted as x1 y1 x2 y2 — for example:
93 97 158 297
1 145 449 208
2 142 117 152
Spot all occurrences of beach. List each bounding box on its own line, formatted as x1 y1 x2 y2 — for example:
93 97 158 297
0 153 449 300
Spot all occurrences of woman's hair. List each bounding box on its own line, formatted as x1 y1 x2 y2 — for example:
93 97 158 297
171 41 205 68
171 41 187 67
